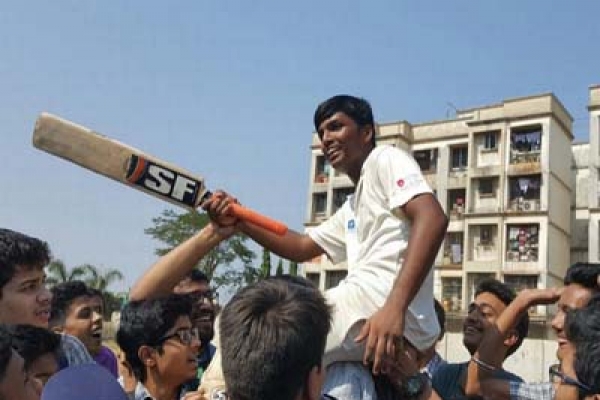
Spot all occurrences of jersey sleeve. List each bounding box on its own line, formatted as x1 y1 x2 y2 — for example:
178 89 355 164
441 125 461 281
307 202 349 265
378 147 433 210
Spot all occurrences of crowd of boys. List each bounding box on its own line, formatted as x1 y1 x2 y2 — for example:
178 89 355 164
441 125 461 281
1 95 599 400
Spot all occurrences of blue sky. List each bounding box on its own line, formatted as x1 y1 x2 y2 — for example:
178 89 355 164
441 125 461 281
1 1 599 293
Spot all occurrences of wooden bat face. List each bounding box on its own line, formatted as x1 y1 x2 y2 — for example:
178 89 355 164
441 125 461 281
32 113 210 211
32 112 288 235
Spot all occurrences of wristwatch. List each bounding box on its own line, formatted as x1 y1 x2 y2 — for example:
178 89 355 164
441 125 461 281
400 371 430 399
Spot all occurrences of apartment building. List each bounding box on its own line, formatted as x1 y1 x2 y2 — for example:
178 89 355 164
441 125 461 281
587 85 600 262
304 93 573 319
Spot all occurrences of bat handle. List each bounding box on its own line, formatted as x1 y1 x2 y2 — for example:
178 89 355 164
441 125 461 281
228 203 288 236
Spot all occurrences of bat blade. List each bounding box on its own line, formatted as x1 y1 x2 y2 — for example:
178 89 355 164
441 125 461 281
32 113 288 235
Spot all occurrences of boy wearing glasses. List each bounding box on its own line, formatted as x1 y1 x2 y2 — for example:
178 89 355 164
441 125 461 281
116 294 201 400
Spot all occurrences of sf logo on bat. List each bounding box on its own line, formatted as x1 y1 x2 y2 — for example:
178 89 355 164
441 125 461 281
125 154 201 207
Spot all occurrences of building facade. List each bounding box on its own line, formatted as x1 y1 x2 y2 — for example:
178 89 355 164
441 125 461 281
302 87 599 381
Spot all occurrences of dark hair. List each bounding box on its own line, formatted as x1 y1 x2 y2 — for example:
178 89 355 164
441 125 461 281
434 298 446 340
187 269 209 284
6 324 61 369
564 262 600 289
0 325 12 382
220 276 332 400
313 95 376 147
565 295 600 395
475 279 529 356
0 228 50 294
116 294 192 382
49 280 93 327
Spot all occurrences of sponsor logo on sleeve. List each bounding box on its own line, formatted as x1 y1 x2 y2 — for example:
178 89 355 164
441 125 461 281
396 173 424 190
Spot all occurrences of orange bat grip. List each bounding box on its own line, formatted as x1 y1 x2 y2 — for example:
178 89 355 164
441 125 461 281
229 203 288 236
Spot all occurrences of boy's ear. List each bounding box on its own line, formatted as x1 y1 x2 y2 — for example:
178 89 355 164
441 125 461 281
138 345 157 368
503 329 519 349
360 125 374 145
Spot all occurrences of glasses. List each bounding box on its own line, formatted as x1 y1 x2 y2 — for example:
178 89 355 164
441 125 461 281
188 290 216 304
549 364 593 395
155 327 199 347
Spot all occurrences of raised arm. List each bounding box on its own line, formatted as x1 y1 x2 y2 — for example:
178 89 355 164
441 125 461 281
129 223 231 301
202 191 324 263
464 288 561 397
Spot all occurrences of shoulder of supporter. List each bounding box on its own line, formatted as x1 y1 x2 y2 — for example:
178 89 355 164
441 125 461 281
431 362 466 395
508 381 555 400
60 333 94 366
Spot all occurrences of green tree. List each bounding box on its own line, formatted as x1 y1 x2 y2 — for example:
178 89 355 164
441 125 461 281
145 209 256 290
46 261 124 319
289 261 298 276
45 260 89 287
77 264 124 292
275 258 284 276
260 247 272 279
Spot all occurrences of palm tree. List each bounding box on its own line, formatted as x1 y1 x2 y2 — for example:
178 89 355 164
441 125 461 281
45 260 89 287
77 264 124 292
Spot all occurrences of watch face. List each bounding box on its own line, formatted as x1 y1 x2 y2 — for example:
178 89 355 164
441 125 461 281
404 372 427 397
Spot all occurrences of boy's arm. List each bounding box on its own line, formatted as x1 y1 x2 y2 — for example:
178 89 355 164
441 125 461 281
464 288 561 397
357 193 448 373
203 191 325 262
129 223 232 301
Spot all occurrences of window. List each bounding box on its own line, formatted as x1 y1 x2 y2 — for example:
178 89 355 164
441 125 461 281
313 193 327 218
480 225 493 244
333 187 354 212
443 232 463 264
483 132 498 150
504 275 538 293
509 175 541 200
451 146 468 170
510 125 542 164
511 126 542 152
306 273 320 288
325 270 348 289
413 149 438 173
315 155 330 183
441 277 462 312
448 189 466 214
506 224 539 262
479 178 494 196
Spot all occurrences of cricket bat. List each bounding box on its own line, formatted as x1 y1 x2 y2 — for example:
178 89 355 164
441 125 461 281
32 112 288 236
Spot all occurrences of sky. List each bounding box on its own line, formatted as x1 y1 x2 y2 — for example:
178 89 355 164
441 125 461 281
1 1 599 294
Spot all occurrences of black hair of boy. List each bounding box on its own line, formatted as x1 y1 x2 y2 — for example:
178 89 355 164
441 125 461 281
0 228 50 292
566 296 600 395
313 95 376 147
49 281 91 328
6 324 61 369
220 276 332 400
116 294 193 382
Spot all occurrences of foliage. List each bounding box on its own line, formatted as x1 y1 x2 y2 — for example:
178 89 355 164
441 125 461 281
275 258 284 276
144 209 257 291
46 260 125 318
289 261 298 276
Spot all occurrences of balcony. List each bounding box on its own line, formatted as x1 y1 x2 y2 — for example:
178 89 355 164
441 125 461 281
508 127 542 174
441 232 463 267
505 224 539 272
414 149 438 175
448 189 466 220
507 198 541 212
507 175 542 213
